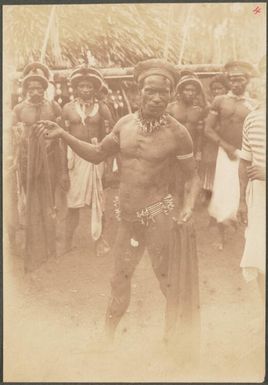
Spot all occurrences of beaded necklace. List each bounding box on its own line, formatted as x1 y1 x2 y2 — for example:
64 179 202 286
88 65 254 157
136 110 168 135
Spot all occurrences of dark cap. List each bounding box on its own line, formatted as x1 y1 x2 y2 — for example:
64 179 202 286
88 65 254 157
176 70 203 93
224 61 256 77
22 62 50 90
133 59 178 87
70 65 103 91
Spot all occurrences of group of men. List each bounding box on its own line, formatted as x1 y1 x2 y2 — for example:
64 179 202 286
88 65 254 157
7 56 266 346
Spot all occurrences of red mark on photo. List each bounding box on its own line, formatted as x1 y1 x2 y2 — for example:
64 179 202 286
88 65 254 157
253 6 262 15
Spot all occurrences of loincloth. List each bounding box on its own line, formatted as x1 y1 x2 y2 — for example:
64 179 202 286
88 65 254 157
113 194 175 226
67 147 104 240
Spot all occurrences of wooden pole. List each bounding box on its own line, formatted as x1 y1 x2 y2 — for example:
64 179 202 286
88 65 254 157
163 4 173 60
178 4 193 65
40 5 57 63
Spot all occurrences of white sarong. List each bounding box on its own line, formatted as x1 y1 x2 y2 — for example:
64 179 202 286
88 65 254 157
208 146 240 223
67 146 105 241
240 180 266 280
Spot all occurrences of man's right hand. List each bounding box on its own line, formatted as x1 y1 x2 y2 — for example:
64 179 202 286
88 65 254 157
221 142 238 160
237 200 248 225
36 120 64 140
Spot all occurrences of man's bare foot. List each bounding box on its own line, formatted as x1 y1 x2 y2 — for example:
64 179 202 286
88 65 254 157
95 237 111 257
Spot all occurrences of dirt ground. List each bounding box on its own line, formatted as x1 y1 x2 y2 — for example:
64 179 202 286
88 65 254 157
3 188 265 382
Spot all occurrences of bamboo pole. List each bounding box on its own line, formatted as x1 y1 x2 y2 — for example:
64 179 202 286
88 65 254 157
163 4 173 60
178 4 193 65
14 64 225 82
40 5 57 63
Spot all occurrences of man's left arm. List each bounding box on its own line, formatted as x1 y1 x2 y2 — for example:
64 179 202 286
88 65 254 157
175 125 201 222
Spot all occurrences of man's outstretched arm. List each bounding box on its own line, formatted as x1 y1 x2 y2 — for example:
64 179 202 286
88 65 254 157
36 119 120 164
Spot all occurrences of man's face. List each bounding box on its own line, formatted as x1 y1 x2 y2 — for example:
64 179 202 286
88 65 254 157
228 75 248 96
180 83 198 104
76 79 95 100
27 80 45 103
140 75 172 119
211 82 227 97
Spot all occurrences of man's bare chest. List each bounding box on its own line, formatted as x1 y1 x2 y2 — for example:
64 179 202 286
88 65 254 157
120 126 177 162
219 98 253 123
172 104 202 125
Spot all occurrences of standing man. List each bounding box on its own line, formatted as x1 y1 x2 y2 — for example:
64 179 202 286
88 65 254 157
205 61 257 250
9 62 63 271
199 74 229 202
37 59 200 346
167 71 207 158
61 66 114 256
238 56 266 298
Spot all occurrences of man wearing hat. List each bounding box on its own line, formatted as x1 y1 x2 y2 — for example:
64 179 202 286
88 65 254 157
9 62 63 270
36 58 200 346
60 66 114 256
205 61 257 250
167 71 207 204
167 70 208 158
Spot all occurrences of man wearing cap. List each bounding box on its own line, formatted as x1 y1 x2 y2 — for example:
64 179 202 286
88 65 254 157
36 59 200 344
60 66 114 256
205 61 257 250
9 62 63 270
238 56 266 298
167 71 208 158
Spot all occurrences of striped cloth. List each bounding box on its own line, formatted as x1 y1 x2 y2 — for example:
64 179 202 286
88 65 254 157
240 108 266 167
240 107 266 280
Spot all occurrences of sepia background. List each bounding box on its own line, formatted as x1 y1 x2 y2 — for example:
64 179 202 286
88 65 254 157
3 3 266 382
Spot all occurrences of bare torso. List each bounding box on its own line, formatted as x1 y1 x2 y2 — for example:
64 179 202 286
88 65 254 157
216 94 257 148
116 113 186 220
63 101 104 142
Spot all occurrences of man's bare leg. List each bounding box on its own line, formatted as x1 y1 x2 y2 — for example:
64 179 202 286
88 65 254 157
64 208 80 253
217 222 225 250
95 215 111 257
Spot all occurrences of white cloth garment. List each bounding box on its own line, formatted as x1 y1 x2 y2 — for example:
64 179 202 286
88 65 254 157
208 146 240 223
240 180 266 280
67 145 105 241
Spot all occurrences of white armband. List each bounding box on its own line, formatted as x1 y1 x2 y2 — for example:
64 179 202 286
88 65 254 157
176 152 193 160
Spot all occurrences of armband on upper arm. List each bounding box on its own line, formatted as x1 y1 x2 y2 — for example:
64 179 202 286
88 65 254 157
176 152 194 160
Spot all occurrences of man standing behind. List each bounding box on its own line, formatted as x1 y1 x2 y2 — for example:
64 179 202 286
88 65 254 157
36 59 201 349
167 71 207 158
205 61 257 250
238 56 266 297
9 62 63 271
61 66 114 256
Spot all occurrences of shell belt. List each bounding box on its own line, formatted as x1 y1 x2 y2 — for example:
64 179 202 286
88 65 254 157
113 194 175 226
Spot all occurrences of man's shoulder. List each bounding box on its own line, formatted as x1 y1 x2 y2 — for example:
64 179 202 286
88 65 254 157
166 113 190 139
116 113 136 128
12 100 28 115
